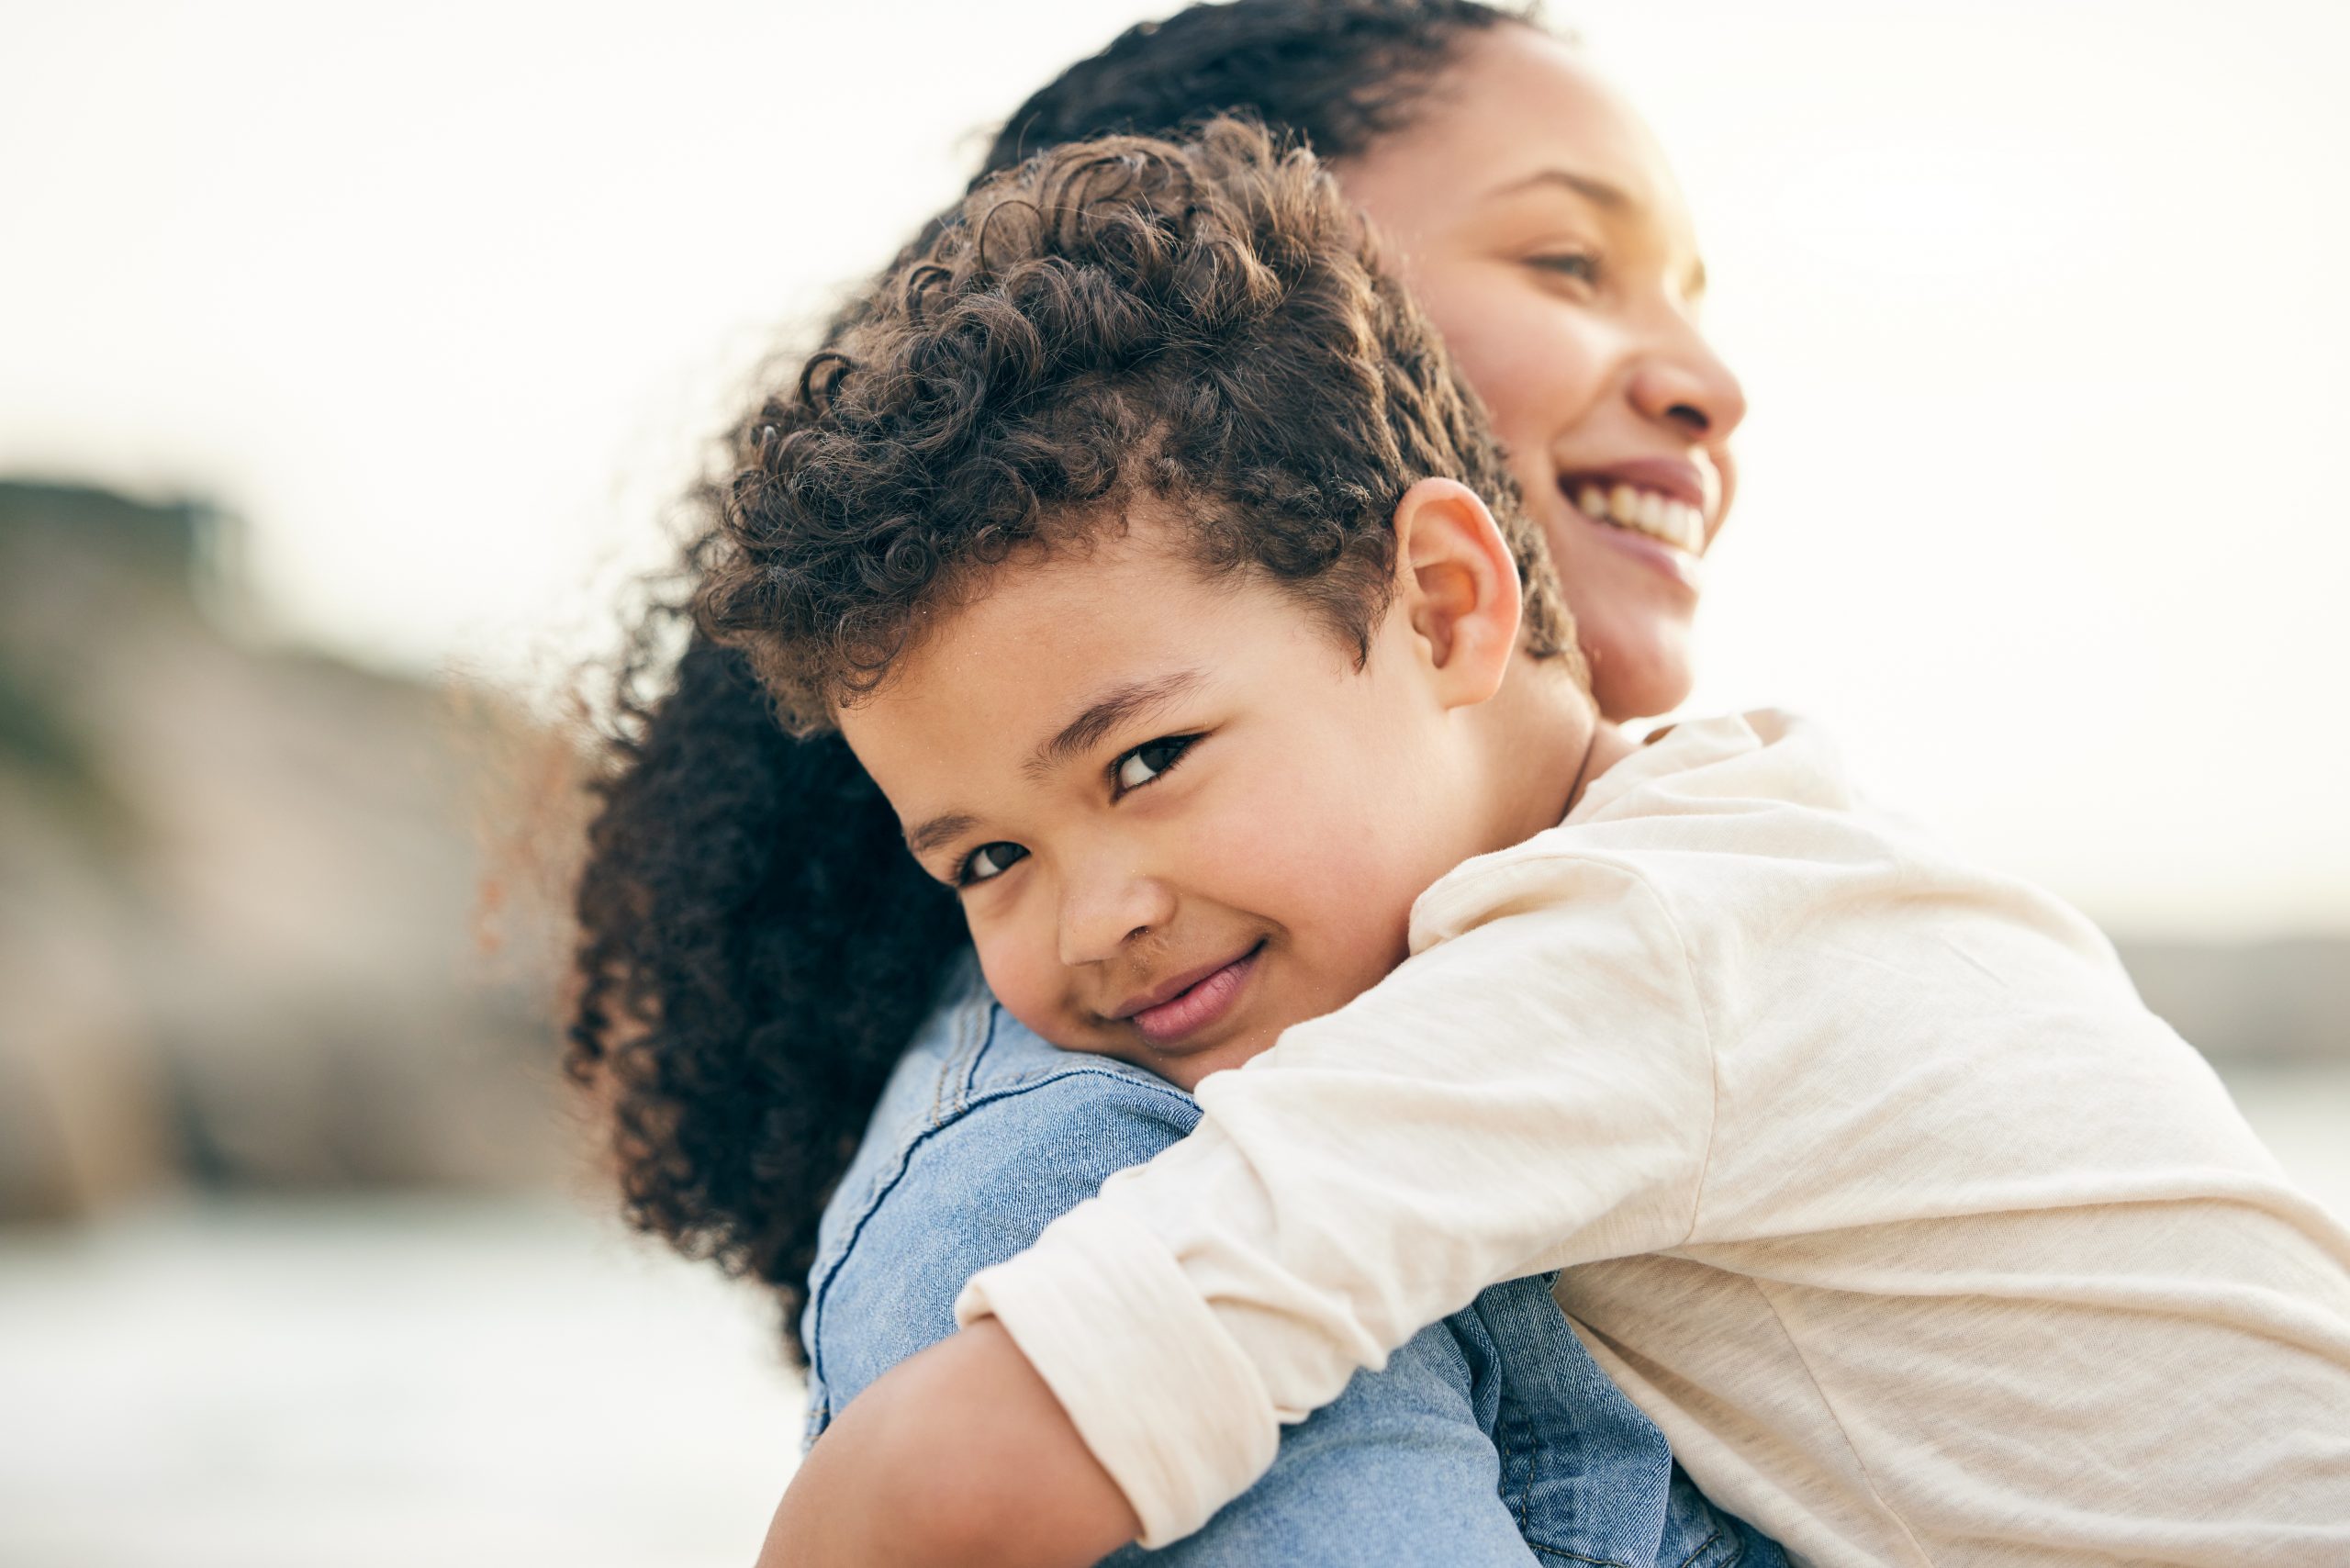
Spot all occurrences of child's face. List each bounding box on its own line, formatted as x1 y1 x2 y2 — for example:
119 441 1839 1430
837 514 1494 1091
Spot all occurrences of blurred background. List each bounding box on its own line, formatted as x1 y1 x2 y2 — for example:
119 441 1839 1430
4 1 2344 1563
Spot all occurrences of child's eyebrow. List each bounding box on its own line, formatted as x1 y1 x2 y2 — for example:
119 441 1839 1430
901 670 1211 858
905 812 979 859
1024 669 1207 780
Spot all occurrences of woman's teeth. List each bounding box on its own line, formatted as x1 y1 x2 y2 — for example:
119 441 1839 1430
1572 481 1705 554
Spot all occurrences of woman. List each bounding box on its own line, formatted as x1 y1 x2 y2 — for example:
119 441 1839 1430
570 3 1751 1562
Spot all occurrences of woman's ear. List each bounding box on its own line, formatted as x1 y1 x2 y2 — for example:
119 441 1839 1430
1390 476 1524 710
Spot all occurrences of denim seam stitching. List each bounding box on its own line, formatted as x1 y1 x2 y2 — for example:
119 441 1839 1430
930 985 992 1126
1528 1545 1639 1568
1673 1526 1729 1568
1503 1383 1640 1568
1499 1397 1531 1538
942 991 979 1119
813 988 995 1406
923 1002 957 1126
1510 1399 1537 1538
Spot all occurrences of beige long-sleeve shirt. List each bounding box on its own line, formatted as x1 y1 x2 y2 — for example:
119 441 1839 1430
957 711 2350 1564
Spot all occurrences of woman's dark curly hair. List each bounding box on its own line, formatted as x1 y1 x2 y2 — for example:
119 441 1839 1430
705 119 1570 733
567 0 1539 1361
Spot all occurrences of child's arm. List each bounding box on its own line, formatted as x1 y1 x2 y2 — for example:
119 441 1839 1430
765 1304 1572 1568
757 1318 1136 1568
949 857 1718 1548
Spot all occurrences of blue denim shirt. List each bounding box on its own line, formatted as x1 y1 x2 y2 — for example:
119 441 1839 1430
803 969 1782 1568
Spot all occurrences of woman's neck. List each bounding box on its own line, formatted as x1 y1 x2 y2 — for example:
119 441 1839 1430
1474 658 1630 849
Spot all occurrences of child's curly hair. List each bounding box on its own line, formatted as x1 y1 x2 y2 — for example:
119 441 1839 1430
700 118 1572 733
567 0 1543 1363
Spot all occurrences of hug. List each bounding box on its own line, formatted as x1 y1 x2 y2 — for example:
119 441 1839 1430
566 6 2350 1564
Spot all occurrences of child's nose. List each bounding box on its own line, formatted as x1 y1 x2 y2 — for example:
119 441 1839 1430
1057 864 1177 969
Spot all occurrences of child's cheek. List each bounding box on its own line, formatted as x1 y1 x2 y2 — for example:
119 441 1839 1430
970 920 1074 1050
1199 758 1418 981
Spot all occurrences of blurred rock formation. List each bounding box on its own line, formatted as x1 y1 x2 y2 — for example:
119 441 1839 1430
0 480 573 1221
2119 936 2350 1067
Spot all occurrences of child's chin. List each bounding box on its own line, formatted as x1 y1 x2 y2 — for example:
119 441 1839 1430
1145 1020 1292 1090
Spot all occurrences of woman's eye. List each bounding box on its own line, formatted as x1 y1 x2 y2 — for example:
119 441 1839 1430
1113 734 1197 794
1528 252 1599 285
958 842 1027 886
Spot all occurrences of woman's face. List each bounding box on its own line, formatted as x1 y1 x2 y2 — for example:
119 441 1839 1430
1335 27 1747 721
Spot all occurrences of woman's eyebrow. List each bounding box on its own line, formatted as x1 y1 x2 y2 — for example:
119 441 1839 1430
1484 166 1634 212
1483 167 1707 299
1025 669 1206 779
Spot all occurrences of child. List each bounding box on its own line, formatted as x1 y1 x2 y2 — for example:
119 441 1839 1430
713 121 2350 1565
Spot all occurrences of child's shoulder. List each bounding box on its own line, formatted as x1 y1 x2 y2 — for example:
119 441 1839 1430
1575 708 1856 823
1416 708 2125 989
1457 708 1953 887
1423 708 1880 912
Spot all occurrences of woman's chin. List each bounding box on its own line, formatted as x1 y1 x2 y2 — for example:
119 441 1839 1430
1581 610 1697 722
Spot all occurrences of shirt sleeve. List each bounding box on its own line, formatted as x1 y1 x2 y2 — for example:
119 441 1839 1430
955 853 1718 1547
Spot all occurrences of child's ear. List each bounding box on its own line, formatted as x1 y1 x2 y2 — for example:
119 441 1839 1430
1391 477 1524 710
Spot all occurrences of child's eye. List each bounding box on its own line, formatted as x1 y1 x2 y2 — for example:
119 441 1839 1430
1113 734 1197 795
957 842 1028 886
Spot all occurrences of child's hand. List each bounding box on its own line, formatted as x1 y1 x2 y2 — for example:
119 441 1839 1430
756 1318 1142 1567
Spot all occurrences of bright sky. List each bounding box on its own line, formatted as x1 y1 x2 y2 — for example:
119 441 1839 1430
6 0 2345 938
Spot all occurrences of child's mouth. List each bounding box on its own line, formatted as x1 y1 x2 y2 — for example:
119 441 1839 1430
1122 941 1265 1047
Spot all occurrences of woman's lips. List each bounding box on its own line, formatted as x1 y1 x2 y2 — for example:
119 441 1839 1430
1558 476 1707 594
1125 943 1264 1047
1571 454 1711 511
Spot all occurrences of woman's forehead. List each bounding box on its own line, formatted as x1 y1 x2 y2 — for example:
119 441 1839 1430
1340 26 1694 249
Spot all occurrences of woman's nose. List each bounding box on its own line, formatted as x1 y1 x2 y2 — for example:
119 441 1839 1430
1058 865 1177 969
1628 316 1748 444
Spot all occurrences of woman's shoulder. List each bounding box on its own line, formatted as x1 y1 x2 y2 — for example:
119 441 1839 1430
801 969 1200 1434
818 965 1199 1247
900 963 1197 1132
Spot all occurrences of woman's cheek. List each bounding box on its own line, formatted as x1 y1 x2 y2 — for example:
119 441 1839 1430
1425 273 1609 438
